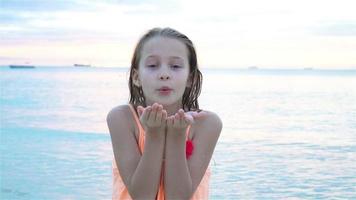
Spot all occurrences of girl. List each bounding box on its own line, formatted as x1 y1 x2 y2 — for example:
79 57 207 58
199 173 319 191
107 27 222 200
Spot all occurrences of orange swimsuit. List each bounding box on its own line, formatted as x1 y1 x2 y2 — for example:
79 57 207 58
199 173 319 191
112 104 211 199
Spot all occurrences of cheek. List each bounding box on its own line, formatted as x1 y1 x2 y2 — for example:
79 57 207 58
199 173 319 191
177 74 190 89
180 71 190 84
139 71 154 85
140 79 152 92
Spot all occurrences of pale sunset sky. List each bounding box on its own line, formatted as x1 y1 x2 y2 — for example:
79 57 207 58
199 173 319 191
1 0 356 69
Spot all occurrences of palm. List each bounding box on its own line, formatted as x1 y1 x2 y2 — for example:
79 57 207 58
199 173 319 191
137 104 167 130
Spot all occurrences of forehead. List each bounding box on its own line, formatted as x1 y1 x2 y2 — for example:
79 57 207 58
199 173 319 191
141 36 188 60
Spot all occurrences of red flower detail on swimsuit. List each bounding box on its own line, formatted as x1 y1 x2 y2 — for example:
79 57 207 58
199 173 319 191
186 139 194 159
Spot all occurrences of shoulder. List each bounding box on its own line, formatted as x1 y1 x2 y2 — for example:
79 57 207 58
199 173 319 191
106 105 134 132
192 110 222 140
188 110 222 167
200 110 222 127
107 105 130 122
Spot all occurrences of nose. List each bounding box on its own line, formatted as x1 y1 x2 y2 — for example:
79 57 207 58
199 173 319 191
160 74 170 80
159 67 170 80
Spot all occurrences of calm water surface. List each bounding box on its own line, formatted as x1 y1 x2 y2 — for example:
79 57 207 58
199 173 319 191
1 67 355 199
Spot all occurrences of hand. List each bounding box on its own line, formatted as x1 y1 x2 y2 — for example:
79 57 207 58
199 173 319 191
137 103 167 132
185 110 208 123
166 109 193 130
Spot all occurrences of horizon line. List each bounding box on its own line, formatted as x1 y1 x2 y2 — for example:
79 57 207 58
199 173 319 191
1 65 356 71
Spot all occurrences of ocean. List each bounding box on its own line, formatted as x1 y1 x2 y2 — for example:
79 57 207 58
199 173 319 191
1 66 355 199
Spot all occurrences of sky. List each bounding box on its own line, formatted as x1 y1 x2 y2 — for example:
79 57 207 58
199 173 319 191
1 0 356 69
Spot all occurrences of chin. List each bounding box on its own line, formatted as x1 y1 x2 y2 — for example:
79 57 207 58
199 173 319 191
149 98 180 107
156 100 176 107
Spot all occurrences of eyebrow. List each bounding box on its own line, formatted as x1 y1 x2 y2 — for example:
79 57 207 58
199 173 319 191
146 55 183 60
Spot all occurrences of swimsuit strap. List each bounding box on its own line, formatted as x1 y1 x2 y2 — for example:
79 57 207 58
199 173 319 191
127 104 144 133
128 104 145 153
186 125 191 140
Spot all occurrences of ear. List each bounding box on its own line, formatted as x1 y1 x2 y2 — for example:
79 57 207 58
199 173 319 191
132 69 141 87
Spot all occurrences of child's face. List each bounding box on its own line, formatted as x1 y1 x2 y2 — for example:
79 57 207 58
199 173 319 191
133 36 190 107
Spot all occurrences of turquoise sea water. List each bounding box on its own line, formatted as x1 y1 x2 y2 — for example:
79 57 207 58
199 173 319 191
1 66 356 199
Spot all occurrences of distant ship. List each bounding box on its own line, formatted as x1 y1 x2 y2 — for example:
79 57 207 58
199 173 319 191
9 64 36 69
74 64 91 67
248 66 258 70
303 67 313 70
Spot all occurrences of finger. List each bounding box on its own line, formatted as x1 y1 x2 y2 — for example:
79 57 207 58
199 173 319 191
150 103 159 122
156 105 163 122
137 106 144 117
153 103 160 109
148 104 158 122
178 110 186 126
161 110 167 123
142 106 152 122
167 116 174 127
178 109 185 119
174 113 180 126
175 113 180 120
166 116 170 126
184 113 194 124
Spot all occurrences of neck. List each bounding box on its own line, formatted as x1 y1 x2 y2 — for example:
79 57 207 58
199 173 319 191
163 103 182 116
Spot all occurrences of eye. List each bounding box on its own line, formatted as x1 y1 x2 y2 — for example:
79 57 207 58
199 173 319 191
147 64 157 68
171 65 182 69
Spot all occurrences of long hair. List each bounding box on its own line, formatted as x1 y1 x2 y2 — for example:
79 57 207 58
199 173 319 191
128 27 202 112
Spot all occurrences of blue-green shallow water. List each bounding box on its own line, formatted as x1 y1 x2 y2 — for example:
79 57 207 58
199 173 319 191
1 127 112 199
1 66 356 199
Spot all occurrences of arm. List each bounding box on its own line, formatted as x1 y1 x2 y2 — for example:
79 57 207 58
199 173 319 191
164 110 222 199
165 125 192 200
107 104 167 200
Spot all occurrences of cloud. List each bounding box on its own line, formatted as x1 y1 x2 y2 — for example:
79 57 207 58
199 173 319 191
0 0 100 12
1 0 356 68
313 21 356 36
0 0 181 44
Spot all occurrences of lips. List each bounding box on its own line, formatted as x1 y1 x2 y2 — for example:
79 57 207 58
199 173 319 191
158 86 173 91
157 86 173 95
